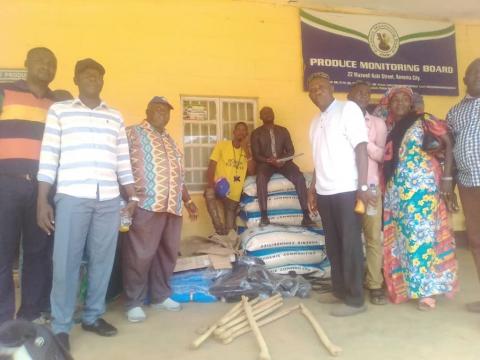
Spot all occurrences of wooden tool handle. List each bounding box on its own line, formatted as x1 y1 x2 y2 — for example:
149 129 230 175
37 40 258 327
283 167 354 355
242 296 272 360
222 304 300 344
299 303 342 356
191 299 252 349
217 301 283 340
215 297 283 335
218 297 261 326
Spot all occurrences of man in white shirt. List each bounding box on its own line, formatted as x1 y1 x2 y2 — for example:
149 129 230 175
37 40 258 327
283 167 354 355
307 72 374 316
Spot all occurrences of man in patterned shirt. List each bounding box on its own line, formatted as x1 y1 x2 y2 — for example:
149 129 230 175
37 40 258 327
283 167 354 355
447 58 480 313
123 96 198 323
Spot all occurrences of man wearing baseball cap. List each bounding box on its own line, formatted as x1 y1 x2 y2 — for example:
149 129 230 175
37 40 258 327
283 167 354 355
37 58 137 348
122 96 198 323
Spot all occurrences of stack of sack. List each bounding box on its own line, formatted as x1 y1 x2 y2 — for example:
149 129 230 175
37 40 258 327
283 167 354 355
240 173 313 227
240 225 330 278
238 174 330 278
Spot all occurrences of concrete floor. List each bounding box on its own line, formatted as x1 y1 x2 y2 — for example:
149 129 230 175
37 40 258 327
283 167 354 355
70 248 480 360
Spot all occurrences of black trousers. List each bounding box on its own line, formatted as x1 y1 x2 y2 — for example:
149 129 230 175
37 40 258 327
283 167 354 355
316 191 364 307
0 175 53 324
256 161 308 213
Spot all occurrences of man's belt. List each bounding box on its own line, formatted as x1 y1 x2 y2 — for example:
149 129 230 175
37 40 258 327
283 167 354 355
0 173 34 181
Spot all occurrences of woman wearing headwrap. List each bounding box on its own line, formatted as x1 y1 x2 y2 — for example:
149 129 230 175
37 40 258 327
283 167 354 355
377 87 458 310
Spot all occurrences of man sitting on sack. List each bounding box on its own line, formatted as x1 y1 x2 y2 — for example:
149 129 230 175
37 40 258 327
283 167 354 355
250 106 314 226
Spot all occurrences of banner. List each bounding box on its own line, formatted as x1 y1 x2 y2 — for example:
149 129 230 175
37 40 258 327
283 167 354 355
301 9 458 95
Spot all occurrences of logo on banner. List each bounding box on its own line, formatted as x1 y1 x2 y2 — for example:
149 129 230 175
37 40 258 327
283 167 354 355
368 23 400 58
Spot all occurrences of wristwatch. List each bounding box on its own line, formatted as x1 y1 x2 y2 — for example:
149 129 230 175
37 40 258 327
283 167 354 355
129 195 140 202
359 185 368 192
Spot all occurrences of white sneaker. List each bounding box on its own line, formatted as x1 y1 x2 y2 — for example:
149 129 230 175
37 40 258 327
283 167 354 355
126 306 147 323
151 298 182 312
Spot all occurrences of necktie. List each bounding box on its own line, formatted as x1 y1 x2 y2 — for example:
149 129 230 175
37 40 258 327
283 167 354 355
269 128 277 158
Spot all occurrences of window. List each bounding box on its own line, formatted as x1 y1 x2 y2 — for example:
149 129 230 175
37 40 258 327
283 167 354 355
182 96 257 192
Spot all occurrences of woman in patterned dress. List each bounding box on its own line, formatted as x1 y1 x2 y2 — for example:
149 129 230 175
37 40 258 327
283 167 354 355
378 87 458 310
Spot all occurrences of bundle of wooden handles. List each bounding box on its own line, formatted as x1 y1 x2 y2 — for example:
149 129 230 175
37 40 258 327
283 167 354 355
190 294 342 358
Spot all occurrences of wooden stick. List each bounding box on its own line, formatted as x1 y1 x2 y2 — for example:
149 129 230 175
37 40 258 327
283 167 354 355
299 303 342 356
214 297 283 335
195 325 209 335
195 297 261 335
191 297 261 348
217 297 262 326
216 301 283 340
222 304 300 344
190 301 243 349
214 296 281 335
242 296 272 360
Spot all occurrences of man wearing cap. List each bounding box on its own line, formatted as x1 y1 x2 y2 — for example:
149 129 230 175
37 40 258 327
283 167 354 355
307 72 374 316
0 47 57 326
122 96 198 323
204 122 255 235
37 58 137 348
347 81 387 305
251 106 313 226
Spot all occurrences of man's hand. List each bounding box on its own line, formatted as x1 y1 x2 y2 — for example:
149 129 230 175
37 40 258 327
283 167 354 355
440 179 459 213
124 200 138 218
185 201 199 221
37 199 55 235
307 190 318 216
357 189 376 208
440 179 453 196
267 157 285 168
442 192 459 213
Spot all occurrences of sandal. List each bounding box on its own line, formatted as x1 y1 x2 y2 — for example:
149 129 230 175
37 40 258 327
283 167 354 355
418 297 436 311
369 289 388 305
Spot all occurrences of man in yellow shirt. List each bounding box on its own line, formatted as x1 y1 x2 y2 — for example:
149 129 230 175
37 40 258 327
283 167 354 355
204 122 255 234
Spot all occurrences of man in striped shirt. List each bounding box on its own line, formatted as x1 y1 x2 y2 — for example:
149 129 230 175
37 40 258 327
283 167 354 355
0 47 57 326
37 58 137 349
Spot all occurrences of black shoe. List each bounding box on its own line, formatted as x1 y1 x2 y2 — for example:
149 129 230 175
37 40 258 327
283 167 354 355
259 216 270 226
81 318 118 337
55 332 70 351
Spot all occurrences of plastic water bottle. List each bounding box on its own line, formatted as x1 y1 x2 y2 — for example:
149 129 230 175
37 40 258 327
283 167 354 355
119 199 131 232
366 184 377 216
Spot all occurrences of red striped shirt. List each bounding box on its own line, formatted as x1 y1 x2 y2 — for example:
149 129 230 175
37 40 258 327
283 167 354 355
0 80 54 175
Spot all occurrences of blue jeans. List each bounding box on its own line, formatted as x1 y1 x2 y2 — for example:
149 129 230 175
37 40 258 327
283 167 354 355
50 194 120 334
